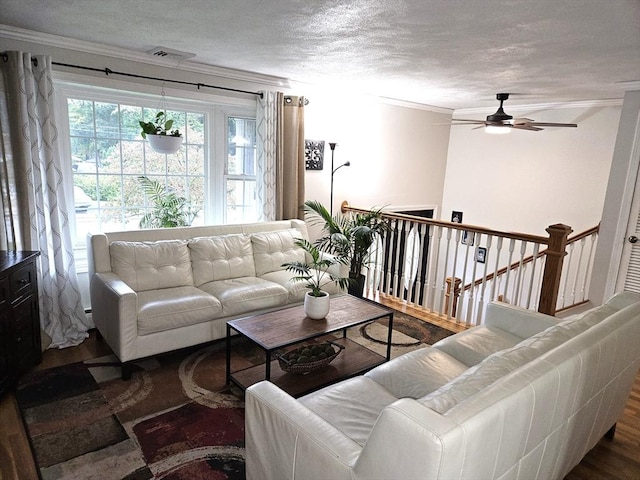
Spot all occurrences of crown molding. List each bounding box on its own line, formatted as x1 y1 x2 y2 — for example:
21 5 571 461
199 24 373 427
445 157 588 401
455 98 623 115
377 96 453 114
0 24 289 88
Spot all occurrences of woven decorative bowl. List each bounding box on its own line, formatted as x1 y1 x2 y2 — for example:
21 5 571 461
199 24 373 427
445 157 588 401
277 341 344 374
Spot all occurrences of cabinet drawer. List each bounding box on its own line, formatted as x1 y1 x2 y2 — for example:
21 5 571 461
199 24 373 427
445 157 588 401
11 298 40 373
9 262 35 303
0 278 7 305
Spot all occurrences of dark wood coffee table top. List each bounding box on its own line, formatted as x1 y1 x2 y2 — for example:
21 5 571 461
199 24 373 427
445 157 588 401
227 294 392 350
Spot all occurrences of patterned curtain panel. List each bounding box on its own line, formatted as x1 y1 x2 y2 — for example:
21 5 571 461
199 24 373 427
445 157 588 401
256 91 277 221
0 51 90 348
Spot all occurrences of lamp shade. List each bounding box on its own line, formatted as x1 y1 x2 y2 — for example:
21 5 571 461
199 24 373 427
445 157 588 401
485 125 511 135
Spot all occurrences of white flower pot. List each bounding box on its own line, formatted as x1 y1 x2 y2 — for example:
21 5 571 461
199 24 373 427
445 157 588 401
147 134 182 154
304 291 330 319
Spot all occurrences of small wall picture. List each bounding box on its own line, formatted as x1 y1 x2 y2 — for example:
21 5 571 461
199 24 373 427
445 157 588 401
305 139 325 170
477 247 487 264
462 230 474 246
451 211 463 223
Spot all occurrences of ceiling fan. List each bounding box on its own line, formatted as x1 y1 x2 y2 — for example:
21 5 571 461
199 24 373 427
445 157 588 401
450 93 578 133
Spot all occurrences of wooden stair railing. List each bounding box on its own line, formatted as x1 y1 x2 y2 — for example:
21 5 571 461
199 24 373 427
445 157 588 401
340 201 599 324
457 224 599 314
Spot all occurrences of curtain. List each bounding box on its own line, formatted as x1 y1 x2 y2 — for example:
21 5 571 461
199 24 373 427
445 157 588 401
256 91 277 221
0 51 90 348
256 91 306 221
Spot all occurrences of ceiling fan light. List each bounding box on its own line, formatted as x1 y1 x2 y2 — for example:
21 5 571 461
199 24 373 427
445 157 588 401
485 125 511 134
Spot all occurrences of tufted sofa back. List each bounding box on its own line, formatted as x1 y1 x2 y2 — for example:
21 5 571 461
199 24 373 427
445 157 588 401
87 219 309 279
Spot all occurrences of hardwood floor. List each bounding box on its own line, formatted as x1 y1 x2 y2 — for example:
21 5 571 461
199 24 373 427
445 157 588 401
0 328 638 480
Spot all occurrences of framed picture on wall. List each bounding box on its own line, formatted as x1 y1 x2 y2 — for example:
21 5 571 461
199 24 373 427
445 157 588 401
462 230 475 246
305 139 325 170
451 211 463 223
477 247 487 263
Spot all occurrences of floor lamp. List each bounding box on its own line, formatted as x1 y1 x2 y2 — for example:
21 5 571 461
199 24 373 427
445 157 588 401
329 142 350 216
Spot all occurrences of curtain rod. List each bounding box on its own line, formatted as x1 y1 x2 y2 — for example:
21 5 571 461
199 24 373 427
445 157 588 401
52 61 264 98
1 54 263 98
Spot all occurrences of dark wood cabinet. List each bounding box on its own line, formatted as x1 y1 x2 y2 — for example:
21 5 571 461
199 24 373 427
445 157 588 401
0 251 41 398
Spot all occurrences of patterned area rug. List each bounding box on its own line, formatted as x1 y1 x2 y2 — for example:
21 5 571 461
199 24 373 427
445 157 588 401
16 310 455 479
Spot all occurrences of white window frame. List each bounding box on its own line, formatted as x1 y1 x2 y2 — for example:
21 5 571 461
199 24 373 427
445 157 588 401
54 76 257 271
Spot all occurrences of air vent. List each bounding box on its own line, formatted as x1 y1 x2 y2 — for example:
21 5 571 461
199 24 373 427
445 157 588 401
146 47 196 61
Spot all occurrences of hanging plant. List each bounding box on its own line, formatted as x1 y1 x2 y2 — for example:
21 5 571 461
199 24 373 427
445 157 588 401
139 111 182 154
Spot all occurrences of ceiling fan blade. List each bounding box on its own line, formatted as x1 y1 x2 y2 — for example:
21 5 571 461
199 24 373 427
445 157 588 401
450 118 487 123
512 124 543 131
528 122 577 128
512 118 535 124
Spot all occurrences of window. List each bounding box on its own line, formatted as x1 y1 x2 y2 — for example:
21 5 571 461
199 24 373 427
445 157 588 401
68 99 206 233
225 116 257 223
57 83 257 270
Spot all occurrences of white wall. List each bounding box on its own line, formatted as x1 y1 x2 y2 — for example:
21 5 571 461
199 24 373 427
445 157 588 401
303 90 452 219
441 104 621 236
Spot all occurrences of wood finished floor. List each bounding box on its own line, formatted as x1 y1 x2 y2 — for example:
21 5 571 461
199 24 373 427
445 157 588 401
1 317 639 479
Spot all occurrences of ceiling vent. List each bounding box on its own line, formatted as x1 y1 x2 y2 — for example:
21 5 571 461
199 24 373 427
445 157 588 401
146 47 196 61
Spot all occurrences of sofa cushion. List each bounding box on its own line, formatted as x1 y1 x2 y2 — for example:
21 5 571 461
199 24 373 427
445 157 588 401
137 286 223 335
420 302 626 414
432 326 523 367
365 347 469 398
110 240 193 292
259 269 344 303
251 229 305 276
198 277 288 316
189 234 256 285
299 377 398 447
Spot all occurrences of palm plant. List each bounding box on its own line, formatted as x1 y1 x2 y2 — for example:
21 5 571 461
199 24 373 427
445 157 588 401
282 238 349 297
138 176 199 228
303 200 390 295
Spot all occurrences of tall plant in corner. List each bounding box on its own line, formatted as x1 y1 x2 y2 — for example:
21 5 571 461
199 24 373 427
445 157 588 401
304 200 390 297
138 176 199 228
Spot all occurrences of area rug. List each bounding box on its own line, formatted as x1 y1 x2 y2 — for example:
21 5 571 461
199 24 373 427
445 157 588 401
16 310 455 480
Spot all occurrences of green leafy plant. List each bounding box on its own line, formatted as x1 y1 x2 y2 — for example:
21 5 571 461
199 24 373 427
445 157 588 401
282 238 349 297
139 111 181 138
303 200 390 291
137 176 198 228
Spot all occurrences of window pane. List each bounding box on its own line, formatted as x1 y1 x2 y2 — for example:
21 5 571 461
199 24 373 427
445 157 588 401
68 97 209 240
94 102 120 139
225 117 257 223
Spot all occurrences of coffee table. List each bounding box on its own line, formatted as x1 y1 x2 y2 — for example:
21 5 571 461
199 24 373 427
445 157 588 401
225 294 393 397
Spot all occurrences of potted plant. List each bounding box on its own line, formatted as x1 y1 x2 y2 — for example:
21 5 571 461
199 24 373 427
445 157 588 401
138 176 199 228
139 111 182 154
282 238 349 319
303 200 390 297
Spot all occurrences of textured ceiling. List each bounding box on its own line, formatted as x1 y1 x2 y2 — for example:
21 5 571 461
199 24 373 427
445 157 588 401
1 0 639 110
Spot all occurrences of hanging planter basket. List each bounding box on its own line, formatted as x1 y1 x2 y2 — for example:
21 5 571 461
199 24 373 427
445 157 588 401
147 134 182 155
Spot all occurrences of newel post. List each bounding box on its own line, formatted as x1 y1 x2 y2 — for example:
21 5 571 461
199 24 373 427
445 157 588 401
538 223 573 316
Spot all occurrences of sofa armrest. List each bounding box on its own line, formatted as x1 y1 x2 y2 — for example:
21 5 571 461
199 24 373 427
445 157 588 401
90 272 138 361
485 302 558 339
354 398 459 479
245 381 361 480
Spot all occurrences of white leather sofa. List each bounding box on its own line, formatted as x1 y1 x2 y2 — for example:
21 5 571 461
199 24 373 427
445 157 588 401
87 220 344 379
245 292 640 480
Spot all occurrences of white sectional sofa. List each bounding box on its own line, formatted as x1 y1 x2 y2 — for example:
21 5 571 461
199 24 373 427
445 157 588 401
87 220 344 379
245 292 640 480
